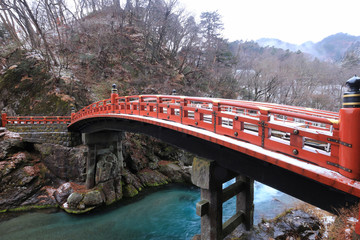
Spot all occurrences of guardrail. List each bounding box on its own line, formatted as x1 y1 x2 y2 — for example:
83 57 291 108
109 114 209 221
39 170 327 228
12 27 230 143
2 115 71 125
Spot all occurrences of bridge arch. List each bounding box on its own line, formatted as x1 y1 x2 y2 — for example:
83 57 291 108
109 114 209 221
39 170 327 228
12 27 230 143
68 115 358 213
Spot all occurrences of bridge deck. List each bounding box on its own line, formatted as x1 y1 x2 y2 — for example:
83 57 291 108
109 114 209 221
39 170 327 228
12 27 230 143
69 112 360 199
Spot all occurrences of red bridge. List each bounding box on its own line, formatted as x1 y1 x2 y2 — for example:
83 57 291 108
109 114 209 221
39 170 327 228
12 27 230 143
2 79 360 239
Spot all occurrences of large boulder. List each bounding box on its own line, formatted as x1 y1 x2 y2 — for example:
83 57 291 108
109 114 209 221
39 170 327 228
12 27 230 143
97 178 122 205
53 182 74 204
158 161 191 183
234 209 324 240
136 169 169 187
67 192 83 208
123 184 139 198
35 143 87 182
83 190 103 206
0 138 24 160
95 153 121 184
0 159 49 209
122 168 143 191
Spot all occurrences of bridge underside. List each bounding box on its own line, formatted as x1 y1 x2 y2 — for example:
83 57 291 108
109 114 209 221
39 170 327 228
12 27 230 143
69 117 359 214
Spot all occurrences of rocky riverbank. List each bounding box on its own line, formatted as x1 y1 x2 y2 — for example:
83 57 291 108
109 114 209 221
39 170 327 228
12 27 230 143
0 127 192 214
228 209 326 240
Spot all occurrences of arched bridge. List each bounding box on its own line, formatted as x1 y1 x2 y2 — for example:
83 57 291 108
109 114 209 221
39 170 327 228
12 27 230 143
2 82 360 239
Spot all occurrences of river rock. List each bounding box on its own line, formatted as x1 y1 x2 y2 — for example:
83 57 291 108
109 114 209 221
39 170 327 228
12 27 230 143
95 152 121 184
137 168 169 187
83 190 103 206
233 209 324 240
158 161 190 183
67 192 83 208
123 184 139 198
98 178 122 205
268 209 322 239
122 168 143 190
53 182 74 204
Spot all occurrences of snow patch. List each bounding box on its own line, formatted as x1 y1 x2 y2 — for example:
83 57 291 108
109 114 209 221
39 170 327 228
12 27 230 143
347 217 358 223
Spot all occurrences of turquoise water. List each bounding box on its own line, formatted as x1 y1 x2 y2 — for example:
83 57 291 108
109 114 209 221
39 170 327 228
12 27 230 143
0 182 300 240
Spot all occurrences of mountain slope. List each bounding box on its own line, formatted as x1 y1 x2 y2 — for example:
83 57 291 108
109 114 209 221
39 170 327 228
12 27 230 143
257 33 360 62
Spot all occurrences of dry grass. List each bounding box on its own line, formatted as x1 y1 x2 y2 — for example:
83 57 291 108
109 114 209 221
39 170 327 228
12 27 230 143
294 202 360 240
327 205 359 240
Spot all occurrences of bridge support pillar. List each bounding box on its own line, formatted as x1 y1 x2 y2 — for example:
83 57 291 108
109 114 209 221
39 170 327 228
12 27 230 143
191 157 254 240
83 131 124 189
86 144 97 188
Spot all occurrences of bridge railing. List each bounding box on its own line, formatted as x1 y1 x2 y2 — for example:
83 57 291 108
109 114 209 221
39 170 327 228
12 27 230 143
2 115 71 125
69 93 344 175
3 91 357 180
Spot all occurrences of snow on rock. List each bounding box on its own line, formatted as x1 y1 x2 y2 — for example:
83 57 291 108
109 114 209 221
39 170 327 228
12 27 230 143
347 217 358 223
53 182 74 205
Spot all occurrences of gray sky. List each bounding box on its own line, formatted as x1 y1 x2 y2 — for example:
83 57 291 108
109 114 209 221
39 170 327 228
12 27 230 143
179 0 360 44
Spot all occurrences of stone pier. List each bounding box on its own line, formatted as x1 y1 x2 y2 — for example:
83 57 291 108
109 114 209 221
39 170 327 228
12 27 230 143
83 131 124 189
191 157 254 240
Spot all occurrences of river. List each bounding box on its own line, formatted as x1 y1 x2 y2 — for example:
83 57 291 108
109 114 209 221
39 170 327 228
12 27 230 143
0 181 300 240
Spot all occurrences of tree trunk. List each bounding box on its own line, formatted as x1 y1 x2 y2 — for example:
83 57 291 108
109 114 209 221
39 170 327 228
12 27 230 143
20 0 58 66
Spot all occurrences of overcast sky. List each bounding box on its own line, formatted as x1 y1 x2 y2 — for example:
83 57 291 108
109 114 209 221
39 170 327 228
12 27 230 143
178 0 360 45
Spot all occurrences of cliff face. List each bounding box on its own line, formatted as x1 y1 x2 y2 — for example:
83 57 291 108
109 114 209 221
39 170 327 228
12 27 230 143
0 128 192 213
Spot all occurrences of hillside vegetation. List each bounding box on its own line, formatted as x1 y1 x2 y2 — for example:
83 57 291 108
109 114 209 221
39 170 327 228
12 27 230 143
0 0 359 113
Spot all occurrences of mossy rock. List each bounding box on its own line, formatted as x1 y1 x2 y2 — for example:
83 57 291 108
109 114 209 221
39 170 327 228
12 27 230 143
137 169 169 187
83 190 103 206
123 184 138 198
63 206 96 214
7 204 58 212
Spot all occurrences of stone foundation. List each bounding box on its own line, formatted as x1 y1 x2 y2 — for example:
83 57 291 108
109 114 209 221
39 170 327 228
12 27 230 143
6 124 81 147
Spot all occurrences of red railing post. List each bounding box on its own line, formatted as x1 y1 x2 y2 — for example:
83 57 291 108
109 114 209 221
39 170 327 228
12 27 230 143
259 107 271 148
180 97 186 124
157 96 163 119
111 84 118 114
1 110 7 127
71 104 76 123
339 76 360 180
138 95 142 115
330 120 340 160
125 96 130 114
212 100 220 133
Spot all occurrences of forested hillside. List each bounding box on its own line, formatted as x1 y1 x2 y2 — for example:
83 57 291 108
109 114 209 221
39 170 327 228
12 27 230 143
258 32 360 63
0 0 358 113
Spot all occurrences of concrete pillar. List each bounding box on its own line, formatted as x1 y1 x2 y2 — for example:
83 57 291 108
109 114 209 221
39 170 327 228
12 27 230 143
192 157 254 240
